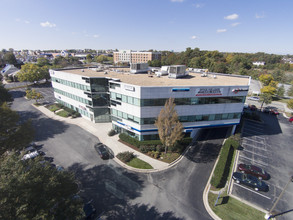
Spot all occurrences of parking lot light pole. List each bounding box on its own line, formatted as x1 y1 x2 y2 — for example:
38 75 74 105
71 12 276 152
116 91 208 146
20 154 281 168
265 176 293 219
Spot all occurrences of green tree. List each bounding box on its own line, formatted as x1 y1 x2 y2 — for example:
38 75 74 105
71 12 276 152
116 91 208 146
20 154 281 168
261 85 277 95
276 85 285 97
0 82 13 104
95 55 108 63
3 52 17 65
287 99 293 109
37 57 50 67
288 85 293 96
26 89 44 104
259 74 274 86
155 98 184 154
86 54 93 63
0 103 34 154
259 93 273 109
0 152 83 220
17 63 49 82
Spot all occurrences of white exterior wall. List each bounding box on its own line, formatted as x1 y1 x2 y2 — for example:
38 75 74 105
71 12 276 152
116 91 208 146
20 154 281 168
110 81 249 137
50 70 93 121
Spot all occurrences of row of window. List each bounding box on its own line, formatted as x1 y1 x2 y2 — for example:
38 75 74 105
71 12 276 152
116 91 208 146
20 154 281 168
52 77 91 91
111 108 242 125
110 92 245 107
54 88 92 106
56 99 91 117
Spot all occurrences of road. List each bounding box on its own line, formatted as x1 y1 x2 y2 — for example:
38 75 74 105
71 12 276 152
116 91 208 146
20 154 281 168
9 88 228 220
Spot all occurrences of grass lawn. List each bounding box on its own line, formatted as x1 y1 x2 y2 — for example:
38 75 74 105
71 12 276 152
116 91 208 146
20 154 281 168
160 152 180 163
208 192 265 220
56 110 70 117
47 104 61 112
127 158 153 169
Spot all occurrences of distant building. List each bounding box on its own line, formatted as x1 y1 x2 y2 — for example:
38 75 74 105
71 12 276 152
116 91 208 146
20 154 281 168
252 61 265 66
1 64 19 76
113 50 161 64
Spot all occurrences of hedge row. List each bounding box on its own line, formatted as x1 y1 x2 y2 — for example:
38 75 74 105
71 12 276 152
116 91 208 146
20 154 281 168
210 136 239 188
119 133 192 153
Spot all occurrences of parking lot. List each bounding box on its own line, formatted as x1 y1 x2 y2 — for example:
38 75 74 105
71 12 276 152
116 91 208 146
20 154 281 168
231 113 293 219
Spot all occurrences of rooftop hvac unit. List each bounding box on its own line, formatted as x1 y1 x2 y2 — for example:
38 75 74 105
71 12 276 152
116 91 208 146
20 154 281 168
168 65 189 79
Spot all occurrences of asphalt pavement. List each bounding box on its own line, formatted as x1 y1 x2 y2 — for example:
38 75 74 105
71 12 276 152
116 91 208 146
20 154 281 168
9 88 226 220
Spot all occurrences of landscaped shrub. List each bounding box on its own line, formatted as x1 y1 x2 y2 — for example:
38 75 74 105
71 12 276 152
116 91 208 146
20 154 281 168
139 145 156 153
156 145 164 152
210 137 238 188
108 129 116 136
117 151 135 163
119 133 140 147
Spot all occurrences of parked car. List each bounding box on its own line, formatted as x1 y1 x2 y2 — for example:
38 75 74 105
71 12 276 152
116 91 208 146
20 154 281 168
238 163 270 180
21 151 39 160
232 172 269 191
248 96 260 101
94 143 109 160
263 107 279 115
249 104 257 111
289 117 293 122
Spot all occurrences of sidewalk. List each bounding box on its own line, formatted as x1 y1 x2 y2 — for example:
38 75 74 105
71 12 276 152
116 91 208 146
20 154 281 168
34 105 170 172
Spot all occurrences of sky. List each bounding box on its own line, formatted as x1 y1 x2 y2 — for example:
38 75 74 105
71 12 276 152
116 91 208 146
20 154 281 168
1 0 293 54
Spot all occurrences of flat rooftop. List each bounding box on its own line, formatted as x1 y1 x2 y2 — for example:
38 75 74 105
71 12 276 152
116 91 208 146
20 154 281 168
58 68 250 87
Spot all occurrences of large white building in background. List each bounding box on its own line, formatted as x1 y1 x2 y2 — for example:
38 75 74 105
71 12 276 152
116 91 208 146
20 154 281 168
49 67 250 141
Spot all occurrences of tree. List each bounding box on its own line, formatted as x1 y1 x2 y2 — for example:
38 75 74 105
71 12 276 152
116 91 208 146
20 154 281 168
155 98 184 154
0 152 83 220
95 55 108 63
259 93 273 109
3 52 17 65
288 85 293 96
0 103 34 154
86 54 93 63
259 74 274 86
0 82 13 104
37 57 50 67
17 63 49 82
26 89 44 104
261 86 277 95
287 99 293 109
276 85 285 97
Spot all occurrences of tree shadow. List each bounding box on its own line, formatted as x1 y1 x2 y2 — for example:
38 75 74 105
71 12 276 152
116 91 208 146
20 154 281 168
68 162 182 220
185 141 221 163
32 117 69 142
9 90 26 98
185 127 229 163
107 203 183 220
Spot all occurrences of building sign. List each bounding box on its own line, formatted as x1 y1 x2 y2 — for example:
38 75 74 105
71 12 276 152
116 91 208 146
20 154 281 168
124 85 135 92
231 88 249 94
79 105 86 111
196 88 223 96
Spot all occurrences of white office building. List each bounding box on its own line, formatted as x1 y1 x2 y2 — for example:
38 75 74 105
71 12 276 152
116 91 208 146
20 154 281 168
50 68 250 141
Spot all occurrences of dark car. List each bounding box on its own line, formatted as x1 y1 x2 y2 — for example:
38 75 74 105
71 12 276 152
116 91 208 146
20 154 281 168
238 163 270 180
263 107 279 115
94 143 109 159
232 172 269 192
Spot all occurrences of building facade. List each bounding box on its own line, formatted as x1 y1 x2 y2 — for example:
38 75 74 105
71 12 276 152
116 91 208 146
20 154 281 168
50 68 250 141
113 50 161 64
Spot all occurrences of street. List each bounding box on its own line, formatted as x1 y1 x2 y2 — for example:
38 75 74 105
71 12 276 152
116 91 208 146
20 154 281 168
9 88 227 220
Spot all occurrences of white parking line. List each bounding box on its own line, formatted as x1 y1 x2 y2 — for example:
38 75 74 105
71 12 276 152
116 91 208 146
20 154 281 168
243 129 264 135
245 122 263 128
242 137 264 144
243 148 268 158
234 183 271 200
238 155 268 167
244 124 264 131
242 143 267 151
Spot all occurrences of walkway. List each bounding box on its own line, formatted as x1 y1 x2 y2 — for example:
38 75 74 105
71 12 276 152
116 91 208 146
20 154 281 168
34 105 169 171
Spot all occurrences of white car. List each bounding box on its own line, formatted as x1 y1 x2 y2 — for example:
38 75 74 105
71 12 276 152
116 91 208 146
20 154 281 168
22 151 39 160
248 96 260 101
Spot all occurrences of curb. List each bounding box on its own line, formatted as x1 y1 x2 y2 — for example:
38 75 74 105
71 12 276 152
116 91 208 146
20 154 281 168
31 104 187 173
202 139 226 220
